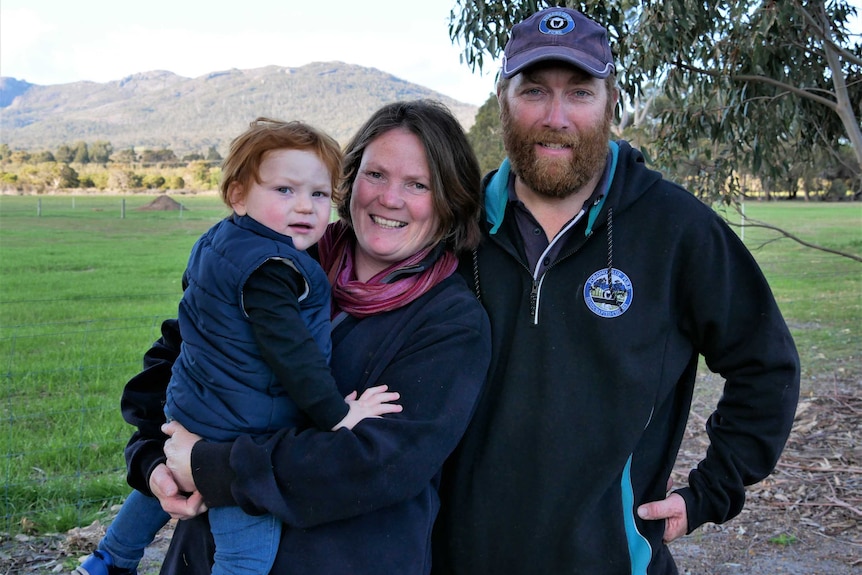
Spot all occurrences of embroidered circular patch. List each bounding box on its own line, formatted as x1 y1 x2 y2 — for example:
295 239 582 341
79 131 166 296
583 268 633 318
539 11 576 35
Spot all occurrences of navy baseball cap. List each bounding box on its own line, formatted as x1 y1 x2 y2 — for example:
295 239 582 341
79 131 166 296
501 7 614 79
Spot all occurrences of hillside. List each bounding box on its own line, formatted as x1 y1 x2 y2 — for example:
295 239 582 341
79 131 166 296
0 62 479 155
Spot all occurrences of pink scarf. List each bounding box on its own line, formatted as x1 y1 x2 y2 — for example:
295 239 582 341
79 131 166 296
318 221 458 319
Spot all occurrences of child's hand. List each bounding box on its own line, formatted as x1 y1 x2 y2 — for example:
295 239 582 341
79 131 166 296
332 384 402 431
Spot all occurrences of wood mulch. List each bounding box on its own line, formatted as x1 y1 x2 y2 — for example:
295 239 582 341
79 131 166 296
677 389 861 540
670 377 861 573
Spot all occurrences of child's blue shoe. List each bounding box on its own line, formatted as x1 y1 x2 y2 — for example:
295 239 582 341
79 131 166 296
73 550 137 575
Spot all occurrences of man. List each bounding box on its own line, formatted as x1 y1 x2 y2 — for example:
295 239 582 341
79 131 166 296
433 7 800 574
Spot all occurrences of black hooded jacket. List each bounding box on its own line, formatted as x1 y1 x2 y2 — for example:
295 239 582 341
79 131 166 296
433 141 800 575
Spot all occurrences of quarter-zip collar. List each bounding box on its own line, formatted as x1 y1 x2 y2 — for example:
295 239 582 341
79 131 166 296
479 142 620 325
484 141 619 238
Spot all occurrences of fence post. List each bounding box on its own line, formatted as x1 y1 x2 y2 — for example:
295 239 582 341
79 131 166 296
121 198 126 219
37 198 42 217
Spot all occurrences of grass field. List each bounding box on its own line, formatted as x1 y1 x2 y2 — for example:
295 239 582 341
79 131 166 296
715 202 861 381
1 194 860 535
1 194 227 534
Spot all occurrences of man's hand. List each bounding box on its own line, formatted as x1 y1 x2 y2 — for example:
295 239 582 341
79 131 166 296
637 492 688 543
149 463 207 520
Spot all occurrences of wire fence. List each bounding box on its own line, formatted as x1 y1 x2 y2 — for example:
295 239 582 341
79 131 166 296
0 193 213 218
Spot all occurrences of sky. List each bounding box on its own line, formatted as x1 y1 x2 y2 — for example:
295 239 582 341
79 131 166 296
0 0 501 106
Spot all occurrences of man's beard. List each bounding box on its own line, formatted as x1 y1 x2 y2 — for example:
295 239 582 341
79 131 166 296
501 101 611 199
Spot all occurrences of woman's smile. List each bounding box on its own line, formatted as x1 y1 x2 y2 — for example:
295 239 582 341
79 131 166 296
350 127 441 281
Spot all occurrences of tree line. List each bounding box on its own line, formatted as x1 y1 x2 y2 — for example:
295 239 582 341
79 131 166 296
0 141 223 193
0 111 857 201
0 141 223 166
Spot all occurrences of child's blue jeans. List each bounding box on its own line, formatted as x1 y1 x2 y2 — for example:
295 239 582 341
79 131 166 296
209 506 280 575
99 489 170 569
102 490 279 575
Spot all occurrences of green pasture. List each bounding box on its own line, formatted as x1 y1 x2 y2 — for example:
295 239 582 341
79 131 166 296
1 194 227 534
714 202 861 381
0 194 860 535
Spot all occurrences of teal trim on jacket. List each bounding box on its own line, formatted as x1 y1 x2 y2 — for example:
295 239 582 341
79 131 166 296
484 142 619 237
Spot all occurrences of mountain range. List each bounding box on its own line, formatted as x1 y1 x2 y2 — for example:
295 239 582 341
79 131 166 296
0 62 480 156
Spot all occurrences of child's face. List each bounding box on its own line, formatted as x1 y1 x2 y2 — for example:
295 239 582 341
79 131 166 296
230 148 333 251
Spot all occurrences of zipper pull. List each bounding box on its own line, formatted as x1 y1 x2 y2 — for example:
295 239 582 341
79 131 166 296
529 280 539 320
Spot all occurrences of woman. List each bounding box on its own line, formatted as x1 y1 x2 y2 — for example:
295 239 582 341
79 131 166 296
121 100 491 574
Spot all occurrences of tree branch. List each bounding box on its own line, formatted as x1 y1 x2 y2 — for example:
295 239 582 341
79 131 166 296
789 0 862 67
674 61 838 110
725 213 862 263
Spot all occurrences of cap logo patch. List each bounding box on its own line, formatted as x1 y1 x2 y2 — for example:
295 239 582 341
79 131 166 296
583 267 633 318
539 11 576 35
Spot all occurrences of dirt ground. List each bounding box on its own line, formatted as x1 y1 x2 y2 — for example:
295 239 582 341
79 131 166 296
2 373 859 575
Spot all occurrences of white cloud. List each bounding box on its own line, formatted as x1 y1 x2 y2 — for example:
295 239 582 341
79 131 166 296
0 8 60 78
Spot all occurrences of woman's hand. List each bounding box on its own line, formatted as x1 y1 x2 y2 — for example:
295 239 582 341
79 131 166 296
149 463 207 520
161 420 203 494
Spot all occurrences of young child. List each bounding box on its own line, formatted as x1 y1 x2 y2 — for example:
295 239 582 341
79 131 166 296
75 118 401 575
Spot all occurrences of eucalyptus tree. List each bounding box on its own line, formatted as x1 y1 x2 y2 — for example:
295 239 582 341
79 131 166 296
467 95 506 174
90 141 114 164
55 144 74 164
72 141 89 164
448 0 861 201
